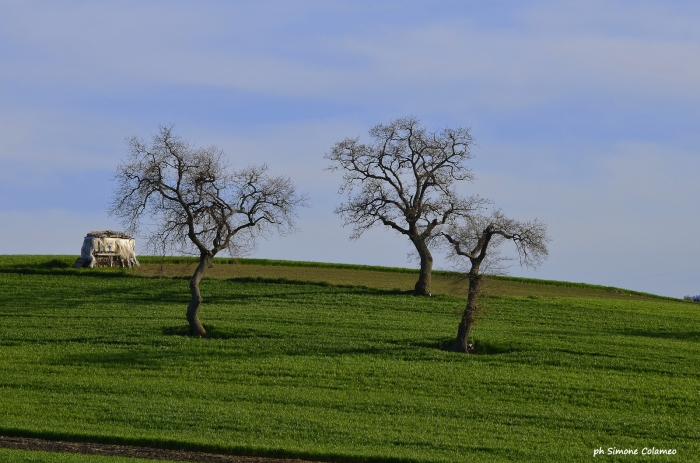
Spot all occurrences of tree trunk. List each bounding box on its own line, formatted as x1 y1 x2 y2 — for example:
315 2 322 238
187 253 212 337
413 239 433 296
452 273 481 353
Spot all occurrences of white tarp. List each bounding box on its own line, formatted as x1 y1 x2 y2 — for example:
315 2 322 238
74 231 140 268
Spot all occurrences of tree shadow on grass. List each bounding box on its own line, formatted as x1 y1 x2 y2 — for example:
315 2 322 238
35 259 72 269
410 337 520 355
621 329 700 342
1 258 73 269
161 324 283 340
55 349 180 369
469 340 520 355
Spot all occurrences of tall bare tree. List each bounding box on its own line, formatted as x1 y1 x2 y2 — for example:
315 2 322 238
441 211 550 352
325 117 486 296
110 126 307 336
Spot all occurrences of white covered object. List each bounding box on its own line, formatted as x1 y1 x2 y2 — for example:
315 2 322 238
73 231 140 268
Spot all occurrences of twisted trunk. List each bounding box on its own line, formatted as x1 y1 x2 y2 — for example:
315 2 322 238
452 272 482 352
412 237 433 296
187 253 212 336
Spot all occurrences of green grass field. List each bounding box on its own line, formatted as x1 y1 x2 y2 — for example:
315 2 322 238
0 256 698 462
0 449 157 463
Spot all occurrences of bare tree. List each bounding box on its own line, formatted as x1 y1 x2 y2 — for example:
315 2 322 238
110 126 307 336
441 210 550 352
325 116 487 296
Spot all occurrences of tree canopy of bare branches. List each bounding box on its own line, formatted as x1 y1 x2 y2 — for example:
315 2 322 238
441 210 550 352
325 116 487 296
110 126 307 336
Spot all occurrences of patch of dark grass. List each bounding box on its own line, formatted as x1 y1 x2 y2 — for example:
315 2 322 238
484 275 677 300
0 267 140 278
226 276 415 296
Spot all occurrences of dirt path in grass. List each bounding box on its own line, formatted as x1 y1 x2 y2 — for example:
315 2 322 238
0 436 326 463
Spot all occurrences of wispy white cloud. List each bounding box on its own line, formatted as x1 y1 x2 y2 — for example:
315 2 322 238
3 1 700 107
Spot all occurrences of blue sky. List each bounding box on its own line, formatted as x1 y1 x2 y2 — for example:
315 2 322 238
1 1 699 297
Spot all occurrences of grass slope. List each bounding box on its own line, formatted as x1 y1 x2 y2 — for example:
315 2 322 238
0 256 698 462
0 255 675 300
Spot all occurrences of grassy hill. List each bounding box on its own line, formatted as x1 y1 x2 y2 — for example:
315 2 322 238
0 255 698 462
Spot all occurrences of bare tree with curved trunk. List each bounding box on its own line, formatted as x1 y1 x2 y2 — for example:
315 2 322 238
110 126 307 336
325 116 487 296
441 211 550 352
